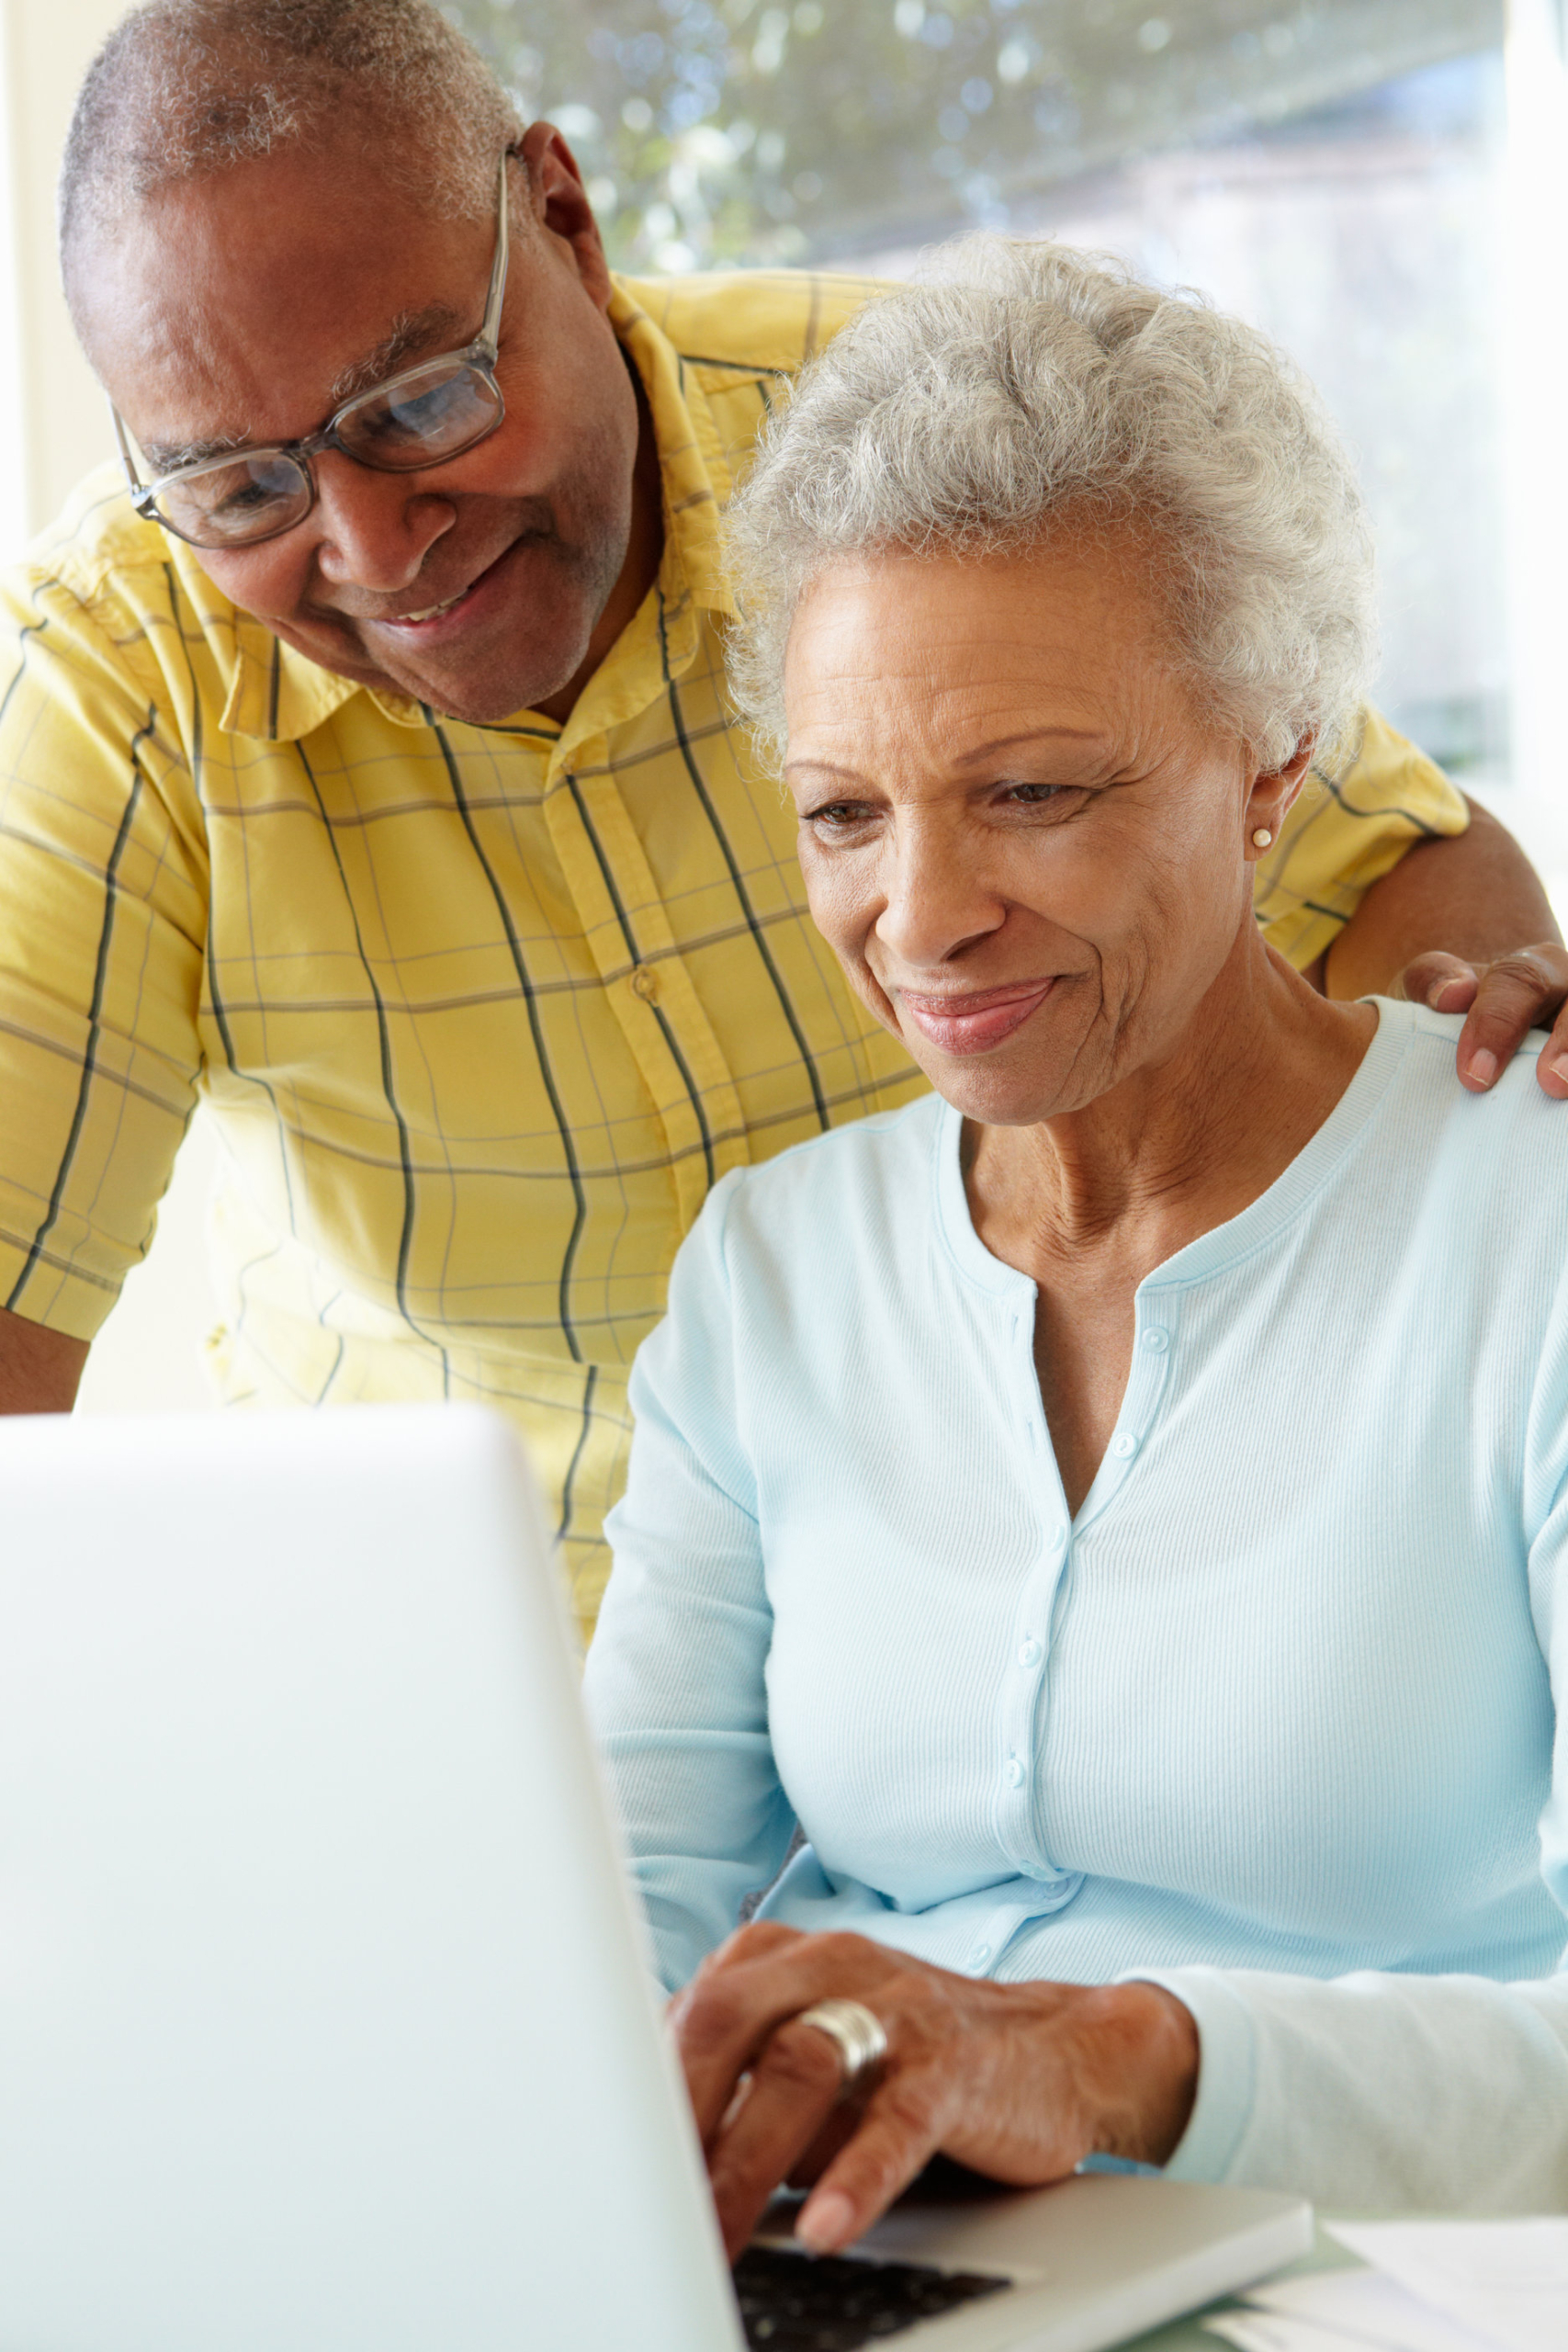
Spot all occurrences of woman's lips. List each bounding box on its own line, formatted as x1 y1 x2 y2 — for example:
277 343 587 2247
897 978 1058 1055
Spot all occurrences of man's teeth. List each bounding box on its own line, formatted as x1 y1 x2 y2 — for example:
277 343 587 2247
396 591 466 622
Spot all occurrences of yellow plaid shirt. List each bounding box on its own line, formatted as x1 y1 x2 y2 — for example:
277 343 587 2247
0 269 1466 1631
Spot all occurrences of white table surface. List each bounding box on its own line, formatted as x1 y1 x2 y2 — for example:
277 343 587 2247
1118 2220 1361 2349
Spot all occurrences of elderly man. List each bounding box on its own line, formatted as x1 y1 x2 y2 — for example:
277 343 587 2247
0 0 1562 1634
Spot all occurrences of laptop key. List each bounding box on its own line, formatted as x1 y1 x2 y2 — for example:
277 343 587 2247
734 2243 1010 2349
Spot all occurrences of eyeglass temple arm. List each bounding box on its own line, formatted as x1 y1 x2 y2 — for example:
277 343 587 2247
110 404 153 503
478 147 516 353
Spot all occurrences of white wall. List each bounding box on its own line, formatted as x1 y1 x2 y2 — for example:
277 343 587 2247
1 0 120 527
1 0 220 1416
1502 0 1568 816
73 1122 221 1415
0 24 24 553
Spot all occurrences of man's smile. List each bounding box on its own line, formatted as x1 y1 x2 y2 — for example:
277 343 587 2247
347 530 547 647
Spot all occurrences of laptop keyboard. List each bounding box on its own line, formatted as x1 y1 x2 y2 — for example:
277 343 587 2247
734 2243 1010 2348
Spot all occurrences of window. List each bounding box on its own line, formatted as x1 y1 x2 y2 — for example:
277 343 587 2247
452 0 1565 907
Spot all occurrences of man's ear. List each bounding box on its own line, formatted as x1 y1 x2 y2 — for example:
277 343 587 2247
516 121 615 313
1245 731 1316 856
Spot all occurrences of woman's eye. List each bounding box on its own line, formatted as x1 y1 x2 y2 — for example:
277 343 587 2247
1003 783 1063 806
807 802 874 829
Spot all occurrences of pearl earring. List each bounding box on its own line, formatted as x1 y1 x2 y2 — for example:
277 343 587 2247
1251 827 1273 849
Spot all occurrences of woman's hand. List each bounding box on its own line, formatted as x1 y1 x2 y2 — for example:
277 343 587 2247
668 1921 1200 2262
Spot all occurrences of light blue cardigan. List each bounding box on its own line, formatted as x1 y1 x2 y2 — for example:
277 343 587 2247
584 1002 1568 2209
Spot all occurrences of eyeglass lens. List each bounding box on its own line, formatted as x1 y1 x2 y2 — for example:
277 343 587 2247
337 358 503 468
153 358 504 547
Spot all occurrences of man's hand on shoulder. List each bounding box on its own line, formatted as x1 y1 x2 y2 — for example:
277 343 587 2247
1319 793 1567 1099
1399 944 1568 1099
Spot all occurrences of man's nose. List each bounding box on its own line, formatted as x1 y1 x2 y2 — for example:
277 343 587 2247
876 812 1008 967
309 452 457 594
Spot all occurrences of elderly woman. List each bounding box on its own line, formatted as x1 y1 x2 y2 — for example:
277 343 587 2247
581 243 1568 2258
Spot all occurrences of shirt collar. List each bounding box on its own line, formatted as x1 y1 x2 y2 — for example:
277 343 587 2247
211 279 734 745
610 275 736 622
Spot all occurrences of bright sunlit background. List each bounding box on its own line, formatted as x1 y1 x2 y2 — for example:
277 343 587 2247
1 0 1564 1414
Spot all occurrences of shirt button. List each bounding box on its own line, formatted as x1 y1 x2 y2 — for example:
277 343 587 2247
1052 1523 1067 1552
1017 1637 1042 1669
1004 1756 1026 1787
1111 1431 1137 1459
629 965 660 1002
1143 1326 1169 1353
970 1944 992 1968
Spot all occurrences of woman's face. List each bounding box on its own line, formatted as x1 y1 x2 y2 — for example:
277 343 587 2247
782 537 1300 1127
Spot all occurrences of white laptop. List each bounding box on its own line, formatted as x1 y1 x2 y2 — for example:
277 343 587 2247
0 1405 1309 2351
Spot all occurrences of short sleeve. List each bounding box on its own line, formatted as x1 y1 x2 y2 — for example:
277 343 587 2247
0 565 207 1338
1253 706 1469 973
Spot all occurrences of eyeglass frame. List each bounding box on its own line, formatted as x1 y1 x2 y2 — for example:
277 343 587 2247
111 147 516 551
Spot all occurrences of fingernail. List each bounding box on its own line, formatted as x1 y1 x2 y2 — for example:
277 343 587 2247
1470 1048 1499 1088
1432 978 1470 1009
797 2190 857 2254
1548 1053 1568 1090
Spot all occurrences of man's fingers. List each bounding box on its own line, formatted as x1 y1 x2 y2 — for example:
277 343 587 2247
1395 940 1568 1096
1537 1006 1568 1101
1399 948 1478 1014
1454 945 1568 1093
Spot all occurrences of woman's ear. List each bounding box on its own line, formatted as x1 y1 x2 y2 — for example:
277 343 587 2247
1245 734 1315 860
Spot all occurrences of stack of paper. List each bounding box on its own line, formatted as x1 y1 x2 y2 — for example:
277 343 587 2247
1201 2218 1568 2352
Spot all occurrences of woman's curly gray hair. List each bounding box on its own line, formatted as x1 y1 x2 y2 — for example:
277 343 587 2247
724 239 1377 777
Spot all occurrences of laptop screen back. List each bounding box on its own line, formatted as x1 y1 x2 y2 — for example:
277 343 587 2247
0 1406 739 2352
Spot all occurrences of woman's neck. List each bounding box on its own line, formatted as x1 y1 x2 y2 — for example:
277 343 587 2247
965 932 1378 1517
965 930 1378 1289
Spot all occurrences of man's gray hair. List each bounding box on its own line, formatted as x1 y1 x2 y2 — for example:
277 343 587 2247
61 0 520 287
725 240 1377 776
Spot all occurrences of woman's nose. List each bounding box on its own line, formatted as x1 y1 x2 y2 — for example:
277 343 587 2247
309 452 457 594
876 818 1008 969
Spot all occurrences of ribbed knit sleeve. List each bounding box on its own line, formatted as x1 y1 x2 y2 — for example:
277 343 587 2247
584 1172 795 1991
1142 1252 1568 2212
1145 1964 1568 2211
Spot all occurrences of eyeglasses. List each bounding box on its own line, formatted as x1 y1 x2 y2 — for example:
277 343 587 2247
113 152 514 552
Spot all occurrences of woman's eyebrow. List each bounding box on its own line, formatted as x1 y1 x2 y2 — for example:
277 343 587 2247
952 727 1108 768
783 758 868 785
784 729 1112 786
